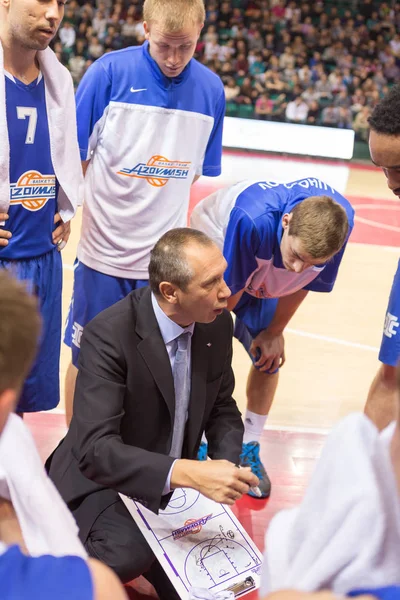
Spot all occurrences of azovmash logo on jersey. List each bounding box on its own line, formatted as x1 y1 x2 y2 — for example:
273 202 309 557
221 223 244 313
10 170 56 211
117 155 191 187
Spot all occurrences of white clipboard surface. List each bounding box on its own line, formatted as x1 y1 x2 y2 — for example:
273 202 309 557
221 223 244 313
120 488 263 599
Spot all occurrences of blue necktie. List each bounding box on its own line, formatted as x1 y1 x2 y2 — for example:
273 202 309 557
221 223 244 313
170 331 191 458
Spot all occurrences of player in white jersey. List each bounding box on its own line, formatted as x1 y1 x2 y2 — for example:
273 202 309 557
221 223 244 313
0 0 82 413
191 178 354 497
64 0 225 424
364 86 400 430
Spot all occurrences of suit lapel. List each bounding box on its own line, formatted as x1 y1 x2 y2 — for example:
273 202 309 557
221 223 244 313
135 290 175 424
186 324 209 454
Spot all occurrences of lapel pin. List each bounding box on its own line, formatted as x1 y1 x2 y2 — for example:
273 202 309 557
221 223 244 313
207 343 212 347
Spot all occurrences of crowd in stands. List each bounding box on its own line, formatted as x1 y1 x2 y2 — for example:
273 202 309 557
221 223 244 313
53 0 400 140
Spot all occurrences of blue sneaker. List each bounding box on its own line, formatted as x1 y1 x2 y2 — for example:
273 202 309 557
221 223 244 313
197 441 208 461
239 441 271 498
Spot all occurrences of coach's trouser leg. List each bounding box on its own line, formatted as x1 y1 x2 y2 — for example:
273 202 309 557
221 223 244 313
144 559 182 600
85 499 155 583
364 364 398 431
65 361 78 426
84 498 180 600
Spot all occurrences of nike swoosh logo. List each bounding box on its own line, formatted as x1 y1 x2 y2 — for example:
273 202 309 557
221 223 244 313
130 87 147 93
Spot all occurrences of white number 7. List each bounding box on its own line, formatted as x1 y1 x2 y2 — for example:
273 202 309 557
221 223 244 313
17 106 38 144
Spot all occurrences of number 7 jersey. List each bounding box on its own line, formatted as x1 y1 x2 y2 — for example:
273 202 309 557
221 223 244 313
2 72 57 260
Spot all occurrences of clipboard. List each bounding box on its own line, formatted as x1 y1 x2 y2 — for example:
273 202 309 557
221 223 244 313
120 488 263 599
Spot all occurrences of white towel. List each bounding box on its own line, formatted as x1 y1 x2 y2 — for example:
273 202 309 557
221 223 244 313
0 42 83 222
0 414 86 558
260 414 400 595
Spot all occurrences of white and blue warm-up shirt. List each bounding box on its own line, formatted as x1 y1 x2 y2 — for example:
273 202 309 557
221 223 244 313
76 41 225 278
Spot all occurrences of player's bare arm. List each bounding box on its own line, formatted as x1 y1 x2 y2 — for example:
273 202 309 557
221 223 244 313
0 498 28 554
82 159 90 176
52 159 90 250
227 289 245 311
53 213 71 250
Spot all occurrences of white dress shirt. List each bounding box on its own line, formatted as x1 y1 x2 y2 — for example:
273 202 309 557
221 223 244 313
151 294 195 495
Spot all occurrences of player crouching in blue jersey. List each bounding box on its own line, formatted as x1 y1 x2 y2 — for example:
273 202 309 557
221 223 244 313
0 271 126 600
364 86 400 431
0 0 82 414
191 178 354 497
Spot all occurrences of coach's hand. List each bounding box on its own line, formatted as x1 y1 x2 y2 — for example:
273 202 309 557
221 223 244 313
171 459 259 505
0 214 11 247
251 330 285 373
53 213 71 250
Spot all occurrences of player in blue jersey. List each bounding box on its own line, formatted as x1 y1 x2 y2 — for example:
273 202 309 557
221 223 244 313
191 178 354 497
63 0 226 424
0 271 126 600
364 86 400 430
0 0 82 413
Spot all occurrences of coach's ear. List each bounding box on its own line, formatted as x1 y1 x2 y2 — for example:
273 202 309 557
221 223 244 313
159 281 179 305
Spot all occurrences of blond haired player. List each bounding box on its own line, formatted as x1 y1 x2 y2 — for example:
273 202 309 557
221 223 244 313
64 0 225 423
191 178 354 497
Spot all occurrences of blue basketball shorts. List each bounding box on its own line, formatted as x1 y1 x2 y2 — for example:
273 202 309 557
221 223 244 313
379 259 400 367
233 292 279 374
0 248 62 412
64 259 148 367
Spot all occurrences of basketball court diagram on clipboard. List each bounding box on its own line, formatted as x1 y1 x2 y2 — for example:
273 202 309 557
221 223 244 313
120 488 263 599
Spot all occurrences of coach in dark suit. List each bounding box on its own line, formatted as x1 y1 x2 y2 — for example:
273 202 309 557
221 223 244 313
48 228 258 594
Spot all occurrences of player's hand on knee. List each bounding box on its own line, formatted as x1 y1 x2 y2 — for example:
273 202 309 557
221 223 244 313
53 213 71 250
184 460 259 505
0 214 11 246
251 330 285 373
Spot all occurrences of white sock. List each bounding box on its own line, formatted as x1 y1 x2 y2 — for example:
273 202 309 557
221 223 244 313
201 432 207 444
243 410 267 445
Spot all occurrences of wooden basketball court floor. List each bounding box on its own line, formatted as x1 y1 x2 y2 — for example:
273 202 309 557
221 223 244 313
24 151 400 597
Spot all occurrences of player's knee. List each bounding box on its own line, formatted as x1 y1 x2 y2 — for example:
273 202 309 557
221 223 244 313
250 363 280 380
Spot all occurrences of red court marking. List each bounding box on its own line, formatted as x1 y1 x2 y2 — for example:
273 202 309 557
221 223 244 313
189 185 400 248
348 197 400 247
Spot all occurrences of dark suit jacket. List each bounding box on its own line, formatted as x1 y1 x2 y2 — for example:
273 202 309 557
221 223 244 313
48 287 243 542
